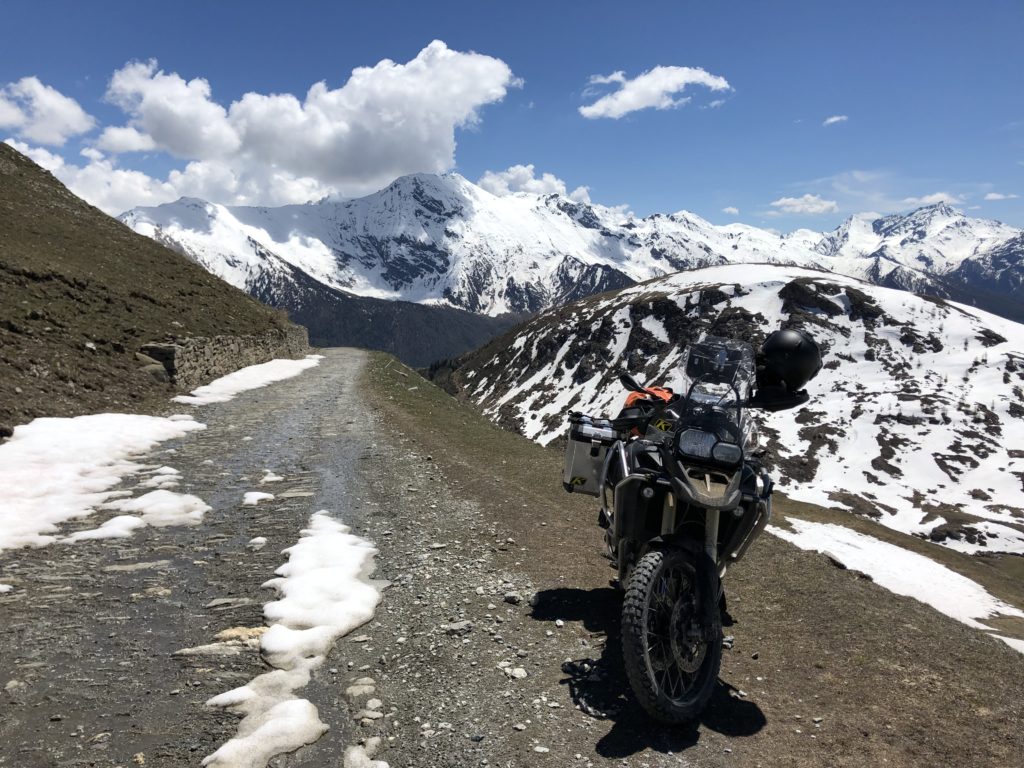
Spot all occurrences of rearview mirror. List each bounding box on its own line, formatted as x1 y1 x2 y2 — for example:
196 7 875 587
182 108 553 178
619 371 645 392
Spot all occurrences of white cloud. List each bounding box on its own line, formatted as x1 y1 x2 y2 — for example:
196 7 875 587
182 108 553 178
104 60 241 159
901 192 963 206
477 163 590 202
706 99 726 109
722 206 739 215
3 41 521 212
97 42 519 196
95 125 157 153
984 192 1019 200
5 139 178 214
769 194 838 215
579 66 730 119
0 76 95 145
822 115 848 127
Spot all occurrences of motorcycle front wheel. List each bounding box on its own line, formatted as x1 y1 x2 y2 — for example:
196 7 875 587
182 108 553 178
621 548 722 723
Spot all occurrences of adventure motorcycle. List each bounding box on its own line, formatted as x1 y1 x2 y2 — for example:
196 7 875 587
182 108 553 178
562 331 822 723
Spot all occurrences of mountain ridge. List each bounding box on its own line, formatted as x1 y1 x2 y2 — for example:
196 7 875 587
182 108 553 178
121 173 1024 322
436 263 1024 559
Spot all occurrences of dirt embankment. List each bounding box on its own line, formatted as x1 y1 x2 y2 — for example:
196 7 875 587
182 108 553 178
362 353 1024 768
0 143 307 432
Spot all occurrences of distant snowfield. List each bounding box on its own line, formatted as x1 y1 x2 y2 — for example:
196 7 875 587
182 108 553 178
769 519 1024 652
203 511 384 768
174 354 324 405
475 265 1024 557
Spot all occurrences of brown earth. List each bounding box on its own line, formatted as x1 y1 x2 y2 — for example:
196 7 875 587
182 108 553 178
0 143 299 431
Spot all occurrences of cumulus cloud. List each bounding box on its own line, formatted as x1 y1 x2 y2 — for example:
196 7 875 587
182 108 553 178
769 194 838 215
478 163 590 202
0 77 95 145
901 192 963 206
95 125 157 153
2 41 521 212
96 42 519 195
579 66 730 119
105 60 240 158
822 115 848 127
722 206 739 215
984 191 1019 200
5 139 178 213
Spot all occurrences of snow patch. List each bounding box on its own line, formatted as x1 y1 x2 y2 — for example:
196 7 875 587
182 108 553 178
0 413 205 552
139 466 181 489
992 635 1024 654
64 515 147 542
0 584 13 594
243 492 275 507
260 471 284 484
203 511 383 768
105 490 211 527
175 355 324 406
768 519 1024 630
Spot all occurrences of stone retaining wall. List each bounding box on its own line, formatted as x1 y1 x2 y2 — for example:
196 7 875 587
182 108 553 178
140 325 310 390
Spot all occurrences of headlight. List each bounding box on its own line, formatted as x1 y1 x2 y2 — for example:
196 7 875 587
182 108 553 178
711 442 742 464
678 429 716 459
677 429 743 465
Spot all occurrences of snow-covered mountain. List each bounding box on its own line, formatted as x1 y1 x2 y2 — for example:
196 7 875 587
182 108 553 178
439 264 1024 556
120 174 1024 321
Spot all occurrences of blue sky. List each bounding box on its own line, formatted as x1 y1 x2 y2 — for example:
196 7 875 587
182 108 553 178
1 0 1022 227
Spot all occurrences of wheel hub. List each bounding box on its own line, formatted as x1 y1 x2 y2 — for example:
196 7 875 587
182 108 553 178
669 590 706 674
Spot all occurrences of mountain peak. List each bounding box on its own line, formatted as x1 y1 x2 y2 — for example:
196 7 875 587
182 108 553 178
120 169 1024 321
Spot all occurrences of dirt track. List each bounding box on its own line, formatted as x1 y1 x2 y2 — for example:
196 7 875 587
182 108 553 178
1 348 1022 768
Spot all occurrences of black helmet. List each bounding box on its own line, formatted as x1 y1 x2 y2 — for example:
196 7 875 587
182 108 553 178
756 329 823 392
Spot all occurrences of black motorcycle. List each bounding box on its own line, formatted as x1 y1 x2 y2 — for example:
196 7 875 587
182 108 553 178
562 332 821 723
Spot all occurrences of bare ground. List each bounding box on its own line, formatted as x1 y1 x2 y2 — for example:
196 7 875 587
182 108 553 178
1 348 1022 768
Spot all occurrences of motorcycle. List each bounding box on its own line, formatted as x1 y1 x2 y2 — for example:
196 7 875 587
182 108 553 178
562 334 818 723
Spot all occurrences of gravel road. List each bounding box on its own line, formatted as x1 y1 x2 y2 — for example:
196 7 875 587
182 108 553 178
2 348 1022 768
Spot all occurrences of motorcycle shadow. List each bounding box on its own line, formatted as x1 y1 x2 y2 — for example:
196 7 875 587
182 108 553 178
531 586 766 759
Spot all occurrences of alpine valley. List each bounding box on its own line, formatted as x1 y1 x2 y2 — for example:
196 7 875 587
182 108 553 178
120 170 1024 554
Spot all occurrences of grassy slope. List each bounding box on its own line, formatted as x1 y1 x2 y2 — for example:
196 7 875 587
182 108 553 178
0 144 296 428
364 352 1024 767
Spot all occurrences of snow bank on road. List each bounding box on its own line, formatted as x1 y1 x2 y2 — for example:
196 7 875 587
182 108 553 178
203 511 383 768
0 413 206 552
769 519 1024 640
174 354 324 406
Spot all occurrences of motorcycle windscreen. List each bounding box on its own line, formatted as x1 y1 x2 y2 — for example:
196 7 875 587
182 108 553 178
677 337 758 452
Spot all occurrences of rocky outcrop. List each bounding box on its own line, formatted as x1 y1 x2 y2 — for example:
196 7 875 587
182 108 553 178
140 326 309 389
